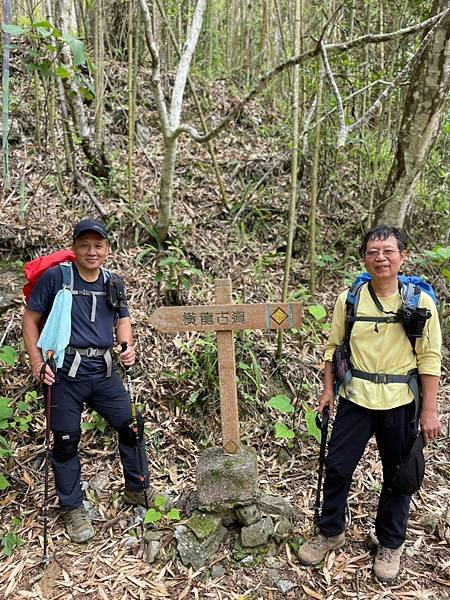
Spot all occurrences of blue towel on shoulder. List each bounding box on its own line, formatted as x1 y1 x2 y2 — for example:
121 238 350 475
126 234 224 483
37 288 72 368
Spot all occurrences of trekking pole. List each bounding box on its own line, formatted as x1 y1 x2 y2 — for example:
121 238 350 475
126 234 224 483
120 342 148 510
40 351 56 569
314 405 329 525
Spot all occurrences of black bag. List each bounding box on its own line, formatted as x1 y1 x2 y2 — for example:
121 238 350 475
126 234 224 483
332 341 350 385
105 273 127 310
386 433 425 496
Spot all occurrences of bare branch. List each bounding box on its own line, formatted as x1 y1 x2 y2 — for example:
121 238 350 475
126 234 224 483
172 48 319 141
170 0 207 129
326 8 450 52
172 10 448 144
347 7 450 138
320 41 347 146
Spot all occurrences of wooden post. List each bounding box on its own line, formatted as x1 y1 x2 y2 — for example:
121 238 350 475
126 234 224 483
149 279 302 454
214 278 240 454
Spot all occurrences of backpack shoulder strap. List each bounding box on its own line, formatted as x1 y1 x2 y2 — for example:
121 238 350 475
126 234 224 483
400 281 420 311
101 267 110 284
345 280 366 342
59 262 74 292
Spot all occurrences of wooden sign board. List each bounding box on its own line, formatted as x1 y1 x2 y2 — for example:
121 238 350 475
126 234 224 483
149 303 302 333
150 279 303 454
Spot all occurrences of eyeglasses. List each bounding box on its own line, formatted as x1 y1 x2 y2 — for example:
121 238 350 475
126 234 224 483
365 249 401 259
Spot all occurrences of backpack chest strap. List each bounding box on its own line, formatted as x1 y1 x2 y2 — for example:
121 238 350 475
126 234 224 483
347 315 399 324
71 290 107 322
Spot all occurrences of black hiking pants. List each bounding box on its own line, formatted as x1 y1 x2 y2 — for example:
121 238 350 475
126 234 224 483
317 396 418 549
49 370 150 510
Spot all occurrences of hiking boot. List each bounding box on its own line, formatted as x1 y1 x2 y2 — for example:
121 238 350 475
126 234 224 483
298 532 345 565
123 487 158 507
63 507 94 543
373 544 404 582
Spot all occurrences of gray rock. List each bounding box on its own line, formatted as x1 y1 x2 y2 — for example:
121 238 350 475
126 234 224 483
218 509 236 527
210 563 226 579
274 516 293 536
197 446 259 512
145 540 161 563
83 500 101 520
241 516 274 547
133 505 147 524
267 568 281 585
277 579 295 594
175 523 227 570
143 530 164 542
420 513 438 534
122 535 140 551
265 557 285 569
257 494 295 518
186 512 222 541
89 472 109 496
235 504 261 526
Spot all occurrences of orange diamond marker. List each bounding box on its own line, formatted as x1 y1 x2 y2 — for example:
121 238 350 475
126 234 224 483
271 307 288 325
224 440 239 454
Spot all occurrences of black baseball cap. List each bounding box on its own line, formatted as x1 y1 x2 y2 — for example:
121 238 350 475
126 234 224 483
73 219 108 240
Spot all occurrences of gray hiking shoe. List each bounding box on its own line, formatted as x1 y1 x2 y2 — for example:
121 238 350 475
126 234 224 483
63 507 94 543
373 544 404 582
298 532 345 565
123 487 157 507
123 487 174 510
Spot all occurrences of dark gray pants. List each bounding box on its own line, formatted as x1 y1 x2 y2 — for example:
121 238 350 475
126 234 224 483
317 396 418 549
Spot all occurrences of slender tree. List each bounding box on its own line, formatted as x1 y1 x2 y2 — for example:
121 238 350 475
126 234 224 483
277 0 302 357
54 0 110 180
376 0 450 226
2 0 11 191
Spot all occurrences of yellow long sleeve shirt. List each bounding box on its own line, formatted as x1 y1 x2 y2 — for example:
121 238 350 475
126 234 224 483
324 284 442 410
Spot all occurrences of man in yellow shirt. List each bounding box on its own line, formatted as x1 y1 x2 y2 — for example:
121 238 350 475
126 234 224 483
298 225 441 582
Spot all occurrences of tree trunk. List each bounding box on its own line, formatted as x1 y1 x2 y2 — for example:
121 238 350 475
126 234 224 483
157 136 178 242
2 0 11 191
55 0 110 180
376 0 450 226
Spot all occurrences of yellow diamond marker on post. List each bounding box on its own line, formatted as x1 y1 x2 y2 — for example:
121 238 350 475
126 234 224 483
271 307 288 325
224 440 239 454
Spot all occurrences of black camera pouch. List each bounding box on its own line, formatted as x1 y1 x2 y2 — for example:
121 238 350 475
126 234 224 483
105 274 127 310
332 341 351 385
400 306 432 339
385 433 425 496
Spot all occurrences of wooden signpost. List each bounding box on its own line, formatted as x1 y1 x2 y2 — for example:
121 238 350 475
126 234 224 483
150 278 302 455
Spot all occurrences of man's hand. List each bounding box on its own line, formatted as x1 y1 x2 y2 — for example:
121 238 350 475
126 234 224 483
32 360 55 386
420 409 441 445
318 388 335 416
119 342 135 367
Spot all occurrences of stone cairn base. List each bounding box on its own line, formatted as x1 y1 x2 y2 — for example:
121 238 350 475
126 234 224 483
170 446 296 570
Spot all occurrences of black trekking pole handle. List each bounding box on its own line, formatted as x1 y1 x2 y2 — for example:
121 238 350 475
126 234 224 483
120 342 148 500
314 405 330 525
41 351 56 569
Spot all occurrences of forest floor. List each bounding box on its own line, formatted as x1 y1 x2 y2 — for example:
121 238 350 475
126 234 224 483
1 73 449 600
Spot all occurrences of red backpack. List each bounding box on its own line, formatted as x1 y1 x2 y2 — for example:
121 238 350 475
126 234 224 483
23 249 75 303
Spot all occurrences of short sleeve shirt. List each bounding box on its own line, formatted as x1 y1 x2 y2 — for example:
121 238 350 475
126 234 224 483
324 283 441 410
27 263 130 379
